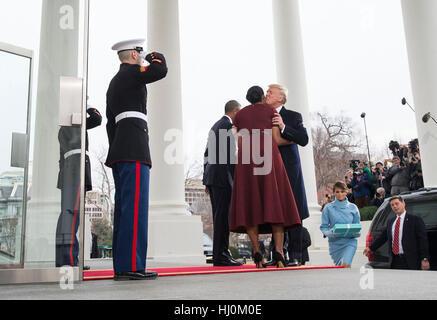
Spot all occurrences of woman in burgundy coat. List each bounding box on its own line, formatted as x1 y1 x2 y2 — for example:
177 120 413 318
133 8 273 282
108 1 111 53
230 86 301 268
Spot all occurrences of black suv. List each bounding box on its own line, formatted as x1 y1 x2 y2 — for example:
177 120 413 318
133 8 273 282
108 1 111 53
365 188 437 270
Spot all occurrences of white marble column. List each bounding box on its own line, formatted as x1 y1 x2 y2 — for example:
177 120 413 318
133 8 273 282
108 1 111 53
146 0 204 262
25 0 81 267
272 0 325 249
401 0 437 188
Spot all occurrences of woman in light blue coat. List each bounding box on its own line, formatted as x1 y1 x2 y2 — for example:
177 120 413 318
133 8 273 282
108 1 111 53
320 181 361 268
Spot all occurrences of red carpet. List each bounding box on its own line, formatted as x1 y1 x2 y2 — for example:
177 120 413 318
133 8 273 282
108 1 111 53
83 264 344 281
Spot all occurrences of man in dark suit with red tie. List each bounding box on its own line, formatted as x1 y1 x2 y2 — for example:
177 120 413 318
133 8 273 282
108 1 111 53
203 100 242 266
364 195 430 270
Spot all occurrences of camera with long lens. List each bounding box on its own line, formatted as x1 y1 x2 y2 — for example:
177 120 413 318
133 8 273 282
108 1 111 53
349 160 360 171
389 140 406 166
388 140 400 157
408 138 419 155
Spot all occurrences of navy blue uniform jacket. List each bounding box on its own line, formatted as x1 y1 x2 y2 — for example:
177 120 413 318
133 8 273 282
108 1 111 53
278 107 310 221
105 59 168 168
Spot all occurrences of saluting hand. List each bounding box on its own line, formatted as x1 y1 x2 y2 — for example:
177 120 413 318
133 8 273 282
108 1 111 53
146 52 165 64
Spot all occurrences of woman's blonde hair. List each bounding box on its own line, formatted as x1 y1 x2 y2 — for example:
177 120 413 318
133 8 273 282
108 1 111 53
268 84 288 105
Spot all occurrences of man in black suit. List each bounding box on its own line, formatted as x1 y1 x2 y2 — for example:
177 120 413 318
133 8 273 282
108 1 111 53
203 100 242 266
266 84 310 267
364 195 430 270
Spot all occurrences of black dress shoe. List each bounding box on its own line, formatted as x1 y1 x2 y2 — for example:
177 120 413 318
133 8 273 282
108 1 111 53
287 259 301 267
114 271 158 281
138 270 159 280
213 258 243 267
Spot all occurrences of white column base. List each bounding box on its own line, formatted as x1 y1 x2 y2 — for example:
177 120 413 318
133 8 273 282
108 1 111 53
147 208 205 264
303 204 328 250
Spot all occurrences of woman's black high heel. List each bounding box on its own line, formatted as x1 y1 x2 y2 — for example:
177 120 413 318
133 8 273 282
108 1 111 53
272 251 286 268
253 252 266 269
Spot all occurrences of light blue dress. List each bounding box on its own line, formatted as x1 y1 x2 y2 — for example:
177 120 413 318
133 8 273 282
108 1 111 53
320 198 361 266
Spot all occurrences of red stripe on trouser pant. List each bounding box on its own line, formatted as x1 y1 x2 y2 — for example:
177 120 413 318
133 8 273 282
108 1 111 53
70 186 81 266
132 162 140 270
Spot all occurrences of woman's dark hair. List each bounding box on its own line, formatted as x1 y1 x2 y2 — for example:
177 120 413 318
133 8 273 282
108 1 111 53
246 86 264 105
333 181 348 192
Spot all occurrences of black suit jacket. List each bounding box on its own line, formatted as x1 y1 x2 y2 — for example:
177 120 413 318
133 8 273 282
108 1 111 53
369 213 429 269
278 107 310 220
203 116 236 189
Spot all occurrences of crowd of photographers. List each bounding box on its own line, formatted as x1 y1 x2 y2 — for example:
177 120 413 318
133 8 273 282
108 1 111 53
323 139 424 210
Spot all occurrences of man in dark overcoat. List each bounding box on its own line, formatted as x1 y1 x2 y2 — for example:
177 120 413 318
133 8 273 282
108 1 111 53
267 84 310 267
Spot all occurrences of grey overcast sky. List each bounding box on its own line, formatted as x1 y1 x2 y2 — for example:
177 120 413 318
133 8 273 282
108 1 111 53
0 0 417 176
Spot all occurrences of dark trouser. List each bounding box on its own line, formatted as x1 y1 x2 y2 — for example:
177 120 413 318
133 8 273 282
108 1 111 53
391 254 409 270
208 186 232 261
112 162 150 273
56 154 82 268
56 185 81 267
288 225 303 262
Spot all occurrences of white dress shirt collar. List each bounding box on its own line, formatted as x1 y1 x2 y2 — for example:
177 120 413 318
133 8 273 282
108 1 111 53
397 211 407 221
276 106 284 113
224 115 233 124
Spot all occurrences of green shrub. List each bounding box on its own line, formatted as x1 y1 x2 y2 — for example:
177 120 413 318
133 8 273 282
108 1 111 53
359 206 378 221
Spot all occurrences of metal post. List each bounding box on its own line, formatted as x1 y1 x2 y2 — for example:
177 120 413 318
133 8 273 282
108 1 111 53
362 115 372 166
79 0 90 281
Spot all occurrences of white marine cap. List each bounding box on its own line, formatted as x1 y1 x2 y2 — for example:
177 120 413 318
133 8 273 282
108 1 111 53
111 39 145 53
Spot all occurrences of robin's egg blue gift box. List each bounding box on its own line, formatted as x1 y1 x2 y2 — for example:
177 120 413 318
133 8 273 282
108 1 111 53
332 224 362 235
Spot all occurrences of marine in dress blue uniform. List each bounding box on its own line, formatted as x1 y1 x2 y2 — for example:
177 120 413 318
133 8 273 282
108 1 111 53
106 39 167 280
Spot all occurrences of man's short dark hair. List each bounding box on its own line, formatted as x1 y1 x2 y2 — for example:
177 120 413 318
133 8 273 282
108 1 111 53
225 100 241 114
389 195 404 203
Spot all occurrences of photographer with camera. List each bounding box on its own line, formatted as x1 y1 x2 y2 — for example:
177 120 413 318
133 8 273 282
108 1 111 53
389 140 409 166
370 187 388 208
347 167 372 208
372 161 391 196
344 169 355 203
386 156 410 195
409 152 424 191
